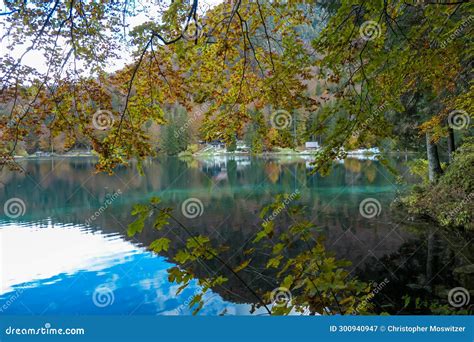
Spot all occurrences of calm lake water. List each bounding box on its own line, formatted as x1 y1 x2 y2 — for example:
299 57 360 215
0 156 472 315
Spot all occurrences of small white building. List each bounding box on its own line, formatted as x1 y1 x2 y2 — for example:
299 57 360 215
305 141 320 149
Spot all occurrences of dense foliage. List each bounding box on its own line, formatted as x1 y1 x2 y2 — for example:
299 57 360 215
398 138 474 230
0 0 472 315
1 1 471 174
128 195 374 315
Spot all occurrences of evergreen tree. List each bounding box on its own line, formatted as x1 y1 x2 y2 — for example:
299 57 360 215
160 106 190 156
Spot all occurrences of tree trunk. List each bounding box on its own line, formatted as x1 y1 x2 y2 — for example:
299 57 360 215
447 127 456 163
426 131 443 182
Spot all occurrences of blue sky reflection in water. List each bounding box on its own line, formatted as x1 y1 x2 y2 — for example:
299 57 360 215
0 221 254 315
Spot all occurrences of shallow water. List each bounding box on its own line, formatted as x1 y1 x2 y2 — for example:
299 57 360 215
0 156 471 315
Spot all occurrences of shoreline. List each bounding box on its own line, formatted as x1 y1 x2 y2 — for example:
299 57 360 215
10 149 419 160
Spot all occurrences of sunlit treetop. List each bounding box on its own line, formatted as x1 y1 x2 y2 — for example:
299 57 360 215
1 0 324 172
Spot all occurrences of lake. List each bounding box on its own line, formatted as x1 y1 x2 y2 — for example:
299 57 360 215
0 156 472 315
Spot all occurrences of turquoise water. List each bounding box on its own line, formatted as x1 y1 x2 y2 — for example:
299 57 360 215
0 156 470 314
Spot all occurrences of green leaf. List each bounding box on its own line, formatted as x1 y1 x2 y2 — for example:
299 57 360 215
254 221 275 243
233 259 251 273
266 255 283 269
403 295 411 308
174 250 192 263
189 294 202 306
131 204 149 216
175 282 189 296
186 235 210 249
281 275 294 289
153 210 170 230
272 243 285 255
127 217 145 237
150 237 171 252
150 197 161 205
253 230 268 243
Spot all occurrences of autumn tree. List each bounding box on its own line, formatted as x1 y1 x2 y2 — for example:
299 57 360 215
313 0 473 179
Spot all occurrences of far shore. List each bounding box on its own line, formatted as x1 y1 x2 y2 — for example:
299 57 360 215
10 148 418 161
